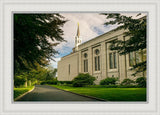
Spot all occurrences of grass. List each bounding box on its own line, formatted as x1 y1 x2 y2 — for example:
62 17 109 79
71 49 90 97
14 86 34 99
50 85 146 101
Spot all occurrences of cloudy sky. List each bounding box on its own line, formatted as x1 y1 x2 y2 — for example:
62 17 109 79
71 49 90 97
50 13 146 68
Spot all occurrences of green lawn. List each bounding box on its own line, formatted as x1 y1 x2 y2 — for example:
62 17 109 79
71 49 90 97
50 85 146 101
14 86 34 99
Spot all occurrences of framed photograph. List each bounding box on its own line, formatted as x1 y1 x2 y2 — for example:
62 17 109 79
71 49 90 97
0 0 159 115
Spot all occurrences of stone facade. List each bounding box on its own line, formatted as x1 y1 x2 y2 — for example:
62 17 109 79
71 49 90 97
57 27 146 84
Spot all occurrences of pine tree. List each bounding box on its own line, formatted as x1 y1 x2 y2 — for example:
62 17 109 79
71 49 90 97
14 14 67 74
103 13 146 75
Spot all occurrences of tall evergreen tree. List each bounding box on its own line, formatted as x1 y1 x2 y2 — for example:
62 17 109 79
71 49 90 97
103 13 146 75
14 14 67 74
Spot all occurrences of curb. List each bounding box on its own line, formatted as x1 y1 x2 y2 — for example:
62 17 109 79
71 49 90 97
47 85 106 101
14 86 35 101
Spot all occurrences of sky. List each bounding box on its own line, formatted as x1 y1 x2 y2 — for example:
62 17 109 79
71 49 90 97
50 13 146 68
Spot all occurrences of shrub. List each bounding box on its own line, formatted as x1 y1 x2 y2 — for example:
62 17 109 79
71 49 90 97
14 75 27 87
58 81 73 84
86 84 138 88
40 80 58 85
118 85 138 88
121 78 135 85
136 77 146 87
72 73 96 87
100 77 118 85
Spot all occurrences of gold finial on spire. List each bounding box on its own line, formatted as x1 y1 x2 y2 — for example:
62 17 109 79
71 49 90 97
77 22 80 37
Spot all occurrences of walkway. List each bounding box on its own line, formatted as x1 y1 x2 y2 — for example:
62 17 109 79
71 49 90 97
17 85 99 101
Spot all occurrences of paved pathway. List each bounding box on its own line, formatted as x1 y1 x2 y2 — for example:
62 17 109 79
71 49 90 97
17 85 98 101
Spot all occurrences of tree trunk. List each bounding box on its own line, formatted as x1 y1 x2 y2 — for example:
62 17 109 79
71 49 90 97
25 81 28 87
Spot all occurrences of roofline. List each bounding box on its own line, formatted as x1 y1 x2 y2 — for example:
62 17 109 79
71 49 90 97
61 15 146 59
78 15 146 47
61 52 77 59
78 27 119 47
61 27 120 59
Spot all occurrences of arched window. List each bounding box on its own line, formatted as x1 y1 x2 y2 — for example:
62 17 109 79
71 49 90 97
109 52 117 69
94 49 100 71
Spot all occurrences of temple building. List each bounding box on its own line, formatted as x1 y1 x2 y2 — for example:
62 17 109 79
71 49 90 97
57 23 146 84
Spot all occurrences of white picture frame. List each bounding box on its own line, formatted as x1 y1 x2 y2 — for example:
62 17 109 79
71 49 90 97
0 0 160 115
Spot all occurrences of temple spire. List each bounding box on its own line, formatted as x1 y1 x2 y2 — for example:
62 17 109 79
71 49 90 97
77 22 80 37
75 22 82 52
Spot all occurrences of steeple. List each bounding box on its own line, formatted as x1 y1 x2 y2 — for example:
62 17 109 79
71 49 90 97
75 22 82 51
77 22 80 37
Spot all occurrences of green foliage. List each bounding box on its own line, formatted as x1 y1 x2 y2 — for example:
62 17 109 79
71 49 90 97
103 13 146 74
14 14 67 74
47 66 57 78
72 73 96 87
40 79 58 85
14 65 58 87
28 66 56 81
121 78 135 85
14 75 27 87
100 77 118 85
52 85 146 101
45 68 57 80
14 86 34 99
58 81 73 84
136 77 146 87
41 80 73 86
118 85 138 88
86 85 138 88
